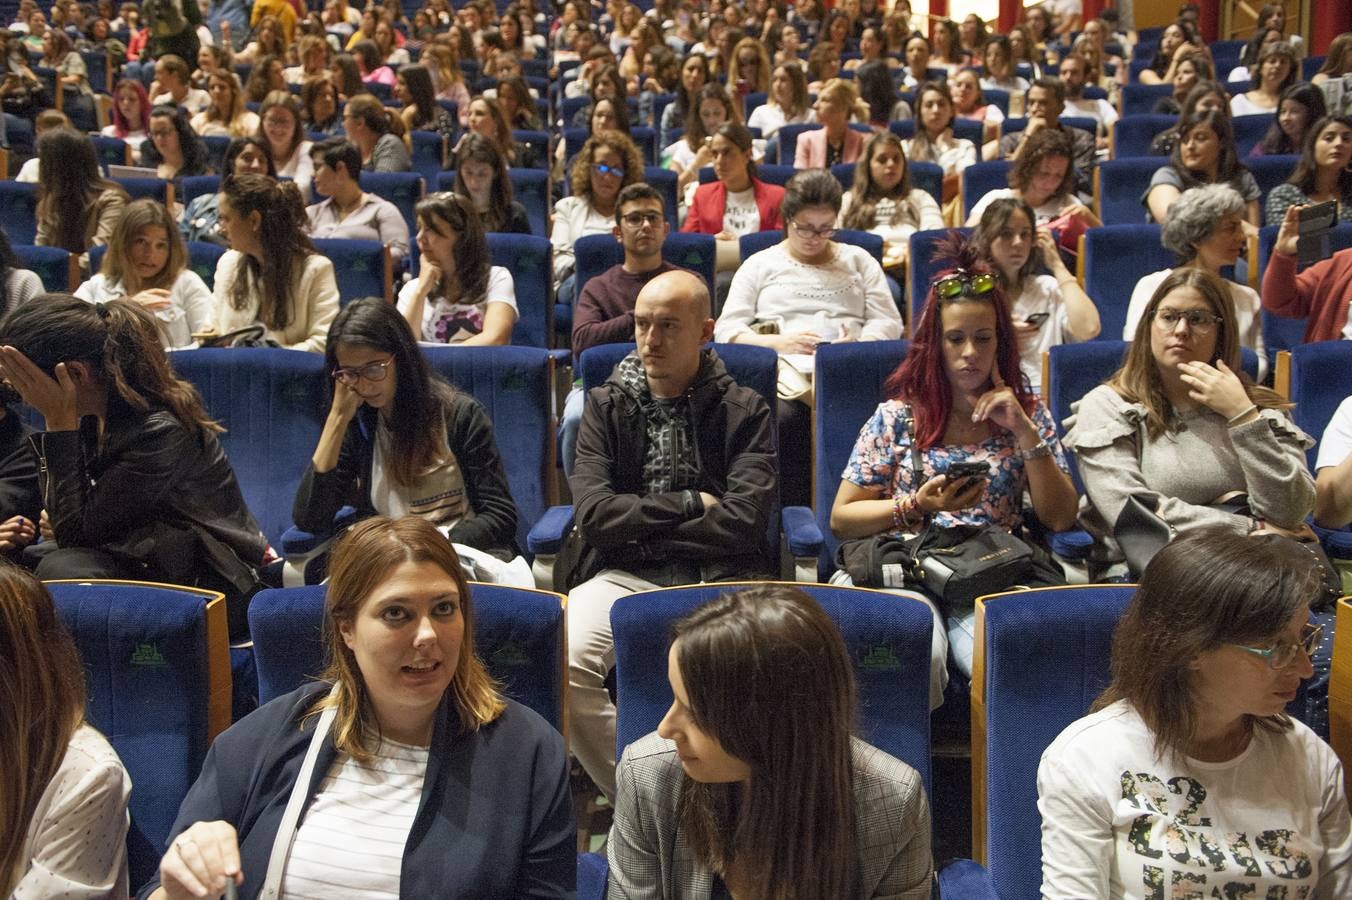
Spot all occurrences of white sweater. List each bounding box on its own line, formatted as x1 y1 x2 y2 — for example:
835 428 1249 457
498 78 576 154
211 251 340 353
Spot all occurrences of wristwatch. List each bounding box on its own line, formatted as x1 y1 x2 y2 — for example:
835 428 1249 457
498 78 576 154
1020 439 1053 461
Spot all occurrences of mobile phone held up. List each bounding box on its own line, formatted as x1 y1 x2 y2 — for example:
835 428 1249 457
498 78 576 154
944 460 989 485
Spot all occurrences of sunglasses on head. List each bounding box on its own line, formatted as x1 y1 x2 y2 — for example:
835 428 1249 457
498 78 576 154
933 269 998 300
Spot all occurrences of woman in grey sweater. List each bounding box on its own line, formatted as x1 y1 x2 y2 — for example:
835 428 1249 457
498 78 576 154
1063 267 1314 540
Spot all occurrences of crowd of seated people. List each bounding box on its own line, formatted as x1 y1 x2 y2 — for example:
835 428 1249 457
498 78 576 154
2 0 1352 896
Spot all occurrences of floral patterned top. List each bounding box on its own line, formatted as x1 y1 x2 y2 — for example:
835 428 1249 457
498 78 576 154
842 399 1070 534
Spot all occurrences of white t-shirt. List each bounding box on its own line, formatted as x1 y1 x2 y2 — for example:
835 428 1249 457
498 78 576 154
1230 92 1276 117
1010 274 1077 391
1038 700 1352 898
1065 98 1118 131
746 103 816 140
153 87 211 116
1316 396 1352 471
76 269 215 350
1124 268 1268 381
721 186 761 237
282 740 429 900
396 265 517 344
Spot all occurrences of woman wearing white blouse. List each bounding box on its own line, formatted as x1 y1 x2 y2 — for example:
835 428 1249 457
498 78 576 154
1 565 130 900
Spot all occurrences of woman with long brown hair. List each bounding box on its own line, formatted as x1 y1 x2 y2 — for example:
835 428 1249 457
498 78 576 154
608 584 932 897
142 516 573 898
1039 527 1350 894
34 128 128 273
0 296 267 636
0 563 130 898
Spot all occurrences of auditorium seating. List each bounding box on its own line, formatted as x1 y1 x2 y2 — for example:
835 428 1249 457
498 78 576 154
48 579 232 889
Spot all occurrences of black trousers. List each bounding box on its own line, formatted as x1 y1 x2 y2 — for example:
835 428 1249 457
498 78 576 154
777 398 812 508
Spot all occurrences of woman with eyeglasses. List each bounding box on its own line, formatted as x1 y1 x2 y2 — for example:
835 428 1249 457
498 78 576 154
551 130 644 310
717 170 902 506
1124 185 1266 380
826 236 1076 706
293 299 518 558
1064 267 1313 552
399 193 516 346
1039 526 1350 896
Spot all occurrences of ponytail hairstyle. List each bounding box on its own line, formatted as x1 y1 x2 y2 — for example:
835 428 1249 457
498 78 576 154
0 564 87 897
885 231 1032 449
842 131 917 231
222 174 316 333
346 91 408 143
0 294 222 440
414 192 489 308
103 198 187 294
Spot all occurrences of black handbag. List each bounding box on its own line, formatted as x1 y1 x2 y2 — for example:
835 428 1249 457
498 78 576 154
835 408 1039 607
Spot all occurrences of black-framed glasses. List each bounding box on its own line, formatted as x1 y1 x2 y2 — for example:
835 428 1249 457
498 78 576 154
1230 623 1324 670
789 220 836 239
620 211 662 228
332 356 395 385
933 269 998 300
593 162 625 178
1152 308 1223 334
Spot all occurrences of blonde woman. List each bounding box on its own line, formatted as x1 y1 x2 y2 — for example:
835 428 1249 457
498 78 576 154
191 71 259 138
0 564 130 899
795 78 868 168
141 517 572 899
75 198 213 350
422 42 471 125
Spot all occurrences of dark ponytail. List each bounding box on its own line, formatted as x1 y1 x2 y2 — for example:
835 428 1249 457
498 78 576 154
0 294 221 441
224 174 316 332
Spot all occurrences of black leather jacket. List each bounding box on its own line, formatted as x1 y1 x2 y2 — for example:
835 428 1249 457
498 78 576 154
572 349 778 584
32 403 266 604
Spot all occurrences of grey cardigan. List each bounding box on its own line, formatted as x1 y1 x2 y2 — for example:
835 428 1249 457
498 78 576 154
607 733 933 899
1062 384 1316 535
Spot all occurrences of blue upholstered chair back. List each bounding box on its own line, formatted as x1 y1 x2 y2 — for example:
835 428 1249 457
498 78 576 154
812 340 910 574
49 581 230 890
179 174 222 207
1233 115 1277 158
486 232 552 348
1120 82 1173 116
907 227 971 327
775 122 821 165
357 171 423 238
1111 114 1176 157
0 180 38 244
960 160 1010 219
90 133 131 168
437 168 551 239
13 244 75 292
113 176 171 205
1286 341 1352 468
168 348 330 547
201 134 232 174
578 851 608 900
1096 157 1165 225
610 582 935 795
975 586 1133 899
409 129 447 190
248 583 566 729
573 232 718 303
422 345 553 553
1081 224 1175 341
313 238 390 304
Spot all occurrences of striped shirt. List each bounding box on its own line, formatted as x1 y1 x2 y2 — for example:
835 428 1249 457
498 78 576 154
281 740 430 899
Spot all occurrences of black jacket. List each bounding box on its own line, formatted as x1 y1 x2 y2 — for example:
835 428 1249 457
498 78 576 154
572 349 778 582
0 407 40 526
292 391 519 557
32 403 266 595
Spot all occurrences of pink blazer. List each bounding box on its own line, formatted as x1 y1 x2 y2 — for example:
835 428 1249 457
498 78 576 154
794 127 866 169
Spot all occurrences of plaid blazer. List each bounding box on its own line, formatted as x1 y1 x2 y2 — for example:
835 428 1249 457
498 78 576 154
606 733 933 898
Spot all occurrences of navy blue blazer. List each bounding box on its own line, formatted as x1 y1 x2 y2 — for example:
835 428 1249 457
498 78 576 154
137 684 575 898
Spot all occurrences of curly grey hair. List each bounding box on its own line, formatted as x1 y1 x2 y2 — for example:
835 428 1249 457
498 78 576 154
1160 183 1246 261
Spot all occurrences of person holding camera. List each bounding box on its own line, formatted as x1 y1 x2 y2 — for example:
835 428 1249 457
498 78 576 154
1262 201 1352 343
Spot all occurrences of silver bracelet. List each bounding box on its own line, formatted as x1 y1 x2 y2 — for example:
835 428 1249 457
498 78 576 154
1227 404 1259 427
1020 440 1053 461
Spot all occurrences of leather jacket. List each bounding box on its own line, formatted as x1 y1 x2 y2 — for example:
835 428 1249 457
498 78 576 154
572 349 778 583
32 403 267 617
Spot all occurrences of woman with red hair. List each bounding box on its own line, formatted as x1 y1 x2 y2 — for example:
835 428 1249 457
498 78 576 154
828 236 1078 707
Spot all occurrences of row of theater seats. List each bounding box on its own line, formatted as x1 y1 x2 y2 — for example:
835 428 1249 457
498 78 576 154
52 574 1352 899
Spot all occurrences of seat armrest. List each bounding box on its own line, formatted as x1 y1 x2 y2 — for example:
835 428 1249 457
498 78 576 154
781 505 822 558
527 505 576 555
935 859 997 898
280 506 358 554
1048 528 1094 560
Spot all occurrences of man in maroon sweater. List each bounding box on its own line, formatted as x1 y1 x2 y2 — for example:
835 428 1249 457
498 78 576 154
561 183 681 476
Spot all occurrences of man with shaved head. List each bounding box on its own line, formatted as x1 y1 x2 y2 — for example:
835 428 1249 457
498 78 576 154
566 269 779 799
